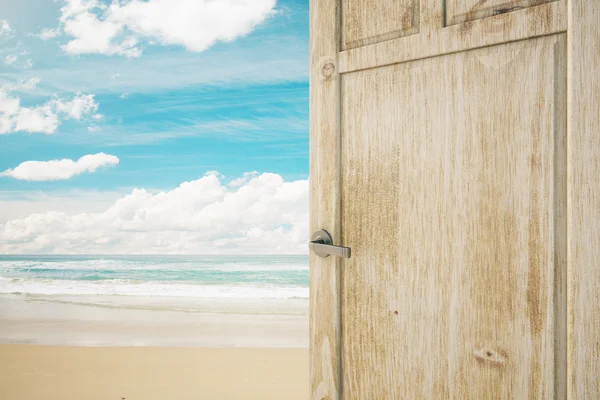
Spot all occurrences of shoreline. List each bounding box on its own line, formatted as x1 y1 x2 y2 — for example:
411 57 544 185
0 294 308 348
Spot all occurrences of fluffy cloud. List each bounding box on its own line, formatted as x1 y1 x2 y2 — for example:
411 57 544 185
0 20 11 37
60 0 141 57
0 172 308 254
17 77 41 91
0 153 119 181
51 93 98 119
0 81 100 134
4 55 17 65
36 28 61 40
57 0 277 57
228 171 259 187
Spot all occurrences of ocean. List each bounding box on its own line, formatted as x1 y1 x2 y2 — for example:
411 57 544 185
0 255 309 347
0 254 308 300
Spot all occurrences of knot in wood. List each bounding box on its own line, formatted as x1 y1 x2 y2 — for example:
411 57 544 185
321 63 335 80
473 348 507 368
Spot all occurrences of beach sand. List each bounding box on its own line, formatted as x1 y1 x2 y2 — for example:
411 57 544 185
0 294 309 399
0 344 308 400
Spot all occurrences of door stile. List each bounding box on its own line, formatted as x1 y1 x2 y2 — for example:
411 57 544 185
567 1 600 398
309 0 343 398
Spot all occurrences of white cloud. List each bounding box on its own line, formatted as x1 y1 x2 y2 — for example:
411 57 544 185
0 78 41 95
3 55 33 69
0 172 308 254
228 171 259 187
18 77 41 91
4 55 17 65
0 20 12 37
12 104 59 134
0 82 100 135
0 153 119 181
51 93 98 119
36 28 61 40
60 0 141 57
57 0 277 57
0 189 124 224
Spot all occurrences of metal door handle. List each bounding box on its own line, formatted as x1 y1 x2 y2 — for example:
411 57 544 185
309 229 351 258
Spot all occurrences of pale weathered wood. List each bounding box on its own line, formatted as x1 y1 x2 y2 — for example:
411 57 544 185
309 0 341 398
340 35 566 399
446 0 556 25
342 0 418 50
420 0 444 32
312 0 599 397
339 1 566 73
554 28 568 400
567 0 600 398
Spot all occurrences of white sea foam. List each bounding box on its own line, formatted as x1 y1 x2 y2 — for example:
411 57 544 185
0 276 308 299
0 259 308 272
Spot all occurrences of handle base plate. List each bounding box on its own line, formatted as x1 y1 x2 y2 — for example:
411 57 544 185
311 229 334 257
310 229 351 258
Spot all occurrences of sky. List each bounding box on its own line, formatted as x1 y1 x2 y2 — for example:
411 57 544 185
0 0 309 254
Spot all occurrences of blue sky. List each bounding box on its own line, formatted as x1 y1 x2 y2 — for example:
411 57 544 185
0 0 309 254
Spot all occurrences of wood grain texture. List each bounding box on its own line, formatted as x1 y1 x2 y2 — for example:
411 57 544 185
339 1 566 73
342 0 419 50
309 0 341 398
340 35 566 399
446 0 556 25
420 0 444 31
567 0 600 398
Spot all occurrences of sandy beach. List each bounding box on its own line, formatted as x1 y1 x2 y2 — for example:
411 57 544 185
0 291 309 400
0 256 309 399
0 295 309 399
0 345 308 400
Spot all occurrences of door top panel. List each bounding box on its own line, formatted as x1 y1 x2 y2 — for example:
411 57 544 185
339 1 566 73
446 0 557 25
342 0 419 50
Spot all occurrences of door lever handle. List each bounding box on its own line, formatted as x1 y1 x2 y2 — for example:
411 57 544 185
309 229 351 258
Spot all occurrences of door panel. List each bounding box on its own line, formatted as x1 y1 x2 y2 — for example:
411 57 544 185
340 35 566 399
342 0 419 49
446 0 557 25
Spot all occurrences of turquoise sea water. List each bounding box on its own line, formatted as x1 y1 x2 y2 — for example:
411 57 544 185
0 255 309 300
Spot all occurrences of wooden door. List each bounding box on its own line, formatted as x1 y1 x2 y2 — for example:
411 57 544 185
309 1 600 399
